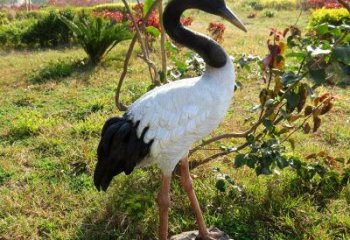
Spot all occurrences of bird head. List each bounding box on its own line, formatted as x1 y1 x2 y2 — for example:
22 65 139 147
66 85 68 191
195 0 247 32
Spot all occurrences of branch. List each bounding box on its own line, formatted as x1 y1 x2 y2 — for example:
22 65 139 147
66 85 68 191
122 0 160 85
115 0 162 110
190 143 250 170
190 122 259 155
115 35 137 111
159 1 168 83
337 0 350 12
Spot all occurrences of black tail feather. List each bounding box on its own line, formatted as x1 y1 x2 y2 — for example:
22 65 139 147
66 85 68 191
94 117 153 191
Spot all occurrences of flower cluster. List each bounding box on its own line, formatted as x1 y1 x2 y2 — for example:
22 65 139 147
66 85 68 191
248 12 257 19
180 16 194 26
93 11 124 22
263 27 288 70
207 22 226 43
129 3 161 30
305 0 350 9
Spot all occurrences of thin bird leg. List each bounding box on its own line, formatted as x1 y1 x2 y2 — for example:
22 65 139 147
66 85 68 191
157 174 171 240
180 156 209 237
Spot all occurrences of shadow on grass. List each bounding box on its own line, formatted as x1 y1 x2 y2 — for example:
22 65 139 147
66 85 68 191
74 169 160 240
73 169 348 240
28 58 95 84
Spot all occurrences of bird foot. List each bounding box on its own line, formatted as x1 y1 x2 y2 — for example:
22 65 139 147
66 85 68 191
195 227 229 240
196 232 222 240
170 227 232 240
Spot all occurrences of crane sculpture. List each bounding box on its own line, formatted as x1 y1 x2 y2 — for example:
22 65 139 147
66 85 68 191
94 0 247 239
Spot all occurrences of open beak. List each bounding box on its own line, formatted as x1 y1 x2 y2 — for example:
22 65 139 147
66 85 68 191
219 7 247 32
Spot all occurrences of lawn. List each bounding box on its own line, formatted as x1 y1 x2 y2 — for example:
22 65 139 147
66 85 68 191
0 6 349 240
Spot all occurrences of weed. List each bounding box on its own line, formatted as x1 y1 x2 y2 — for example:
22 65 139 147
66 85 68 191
0 167 11 185
264 9 276 18
8 111 57 139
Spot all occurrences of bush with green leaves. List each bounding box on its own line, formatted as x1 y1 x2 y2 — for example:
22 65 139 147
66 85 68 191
22 9 74 48
0 19 35 48
186 20 350 194
15 10 48 20
87 3 129 13
264 9 275 18
309 7 350 27
0 11 9 25
59 12 133 65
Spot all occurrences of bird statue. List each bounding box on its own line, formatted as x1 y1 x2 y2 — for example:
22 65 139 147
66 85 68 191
94 0 246 239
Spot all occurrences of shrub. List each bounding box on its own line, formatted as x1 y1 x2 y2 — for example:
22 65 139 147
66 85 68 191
0 19 35 48
0 11 9 25
87 3 130 13
304 0 350 9
264 9 276 18
21 8 74 48
309 8 350 27
9 111 56 138
15 10 48 20
59 12 133 65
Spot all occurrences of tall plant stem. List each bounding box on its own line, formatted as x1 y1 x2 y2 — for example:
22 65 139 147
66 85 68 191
159 1 167 83
122 0 160 85
115 0 162 110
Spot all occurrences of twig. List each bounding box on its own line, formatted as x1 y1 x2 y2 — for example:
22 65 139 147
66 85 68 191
115 0 162 110
122 0 160 85
190 143 250 170
159 1 168 83
281 96 332 143
115 35 137 111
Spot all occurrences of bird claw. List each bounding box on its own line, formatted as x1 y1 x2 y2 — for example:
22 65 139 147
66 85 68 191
196 228 225 240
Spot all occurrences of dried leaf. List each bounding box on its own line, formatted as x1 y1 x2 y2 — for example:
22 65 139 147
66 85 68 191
313 107 322 118
297 84 308 113
306 153 317 159
288 114 302 123
317 151 327 157
321 102 334 115
303 122 311 134
304 106 313 116
313 117 321 132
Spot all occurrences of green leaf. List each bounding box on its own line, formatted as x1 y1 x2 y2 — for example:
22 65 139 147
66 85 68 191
315 23 329 35
285 51 307 62
170 57 187 71
143 0 156 15
215 179 226 192
282 72 300 86
165 41 179 54
286 92 300 108
234 154 247 168
309 68 326 85
333 45 350 65
276 156 289 169
145 26 160 37
262 119 274 132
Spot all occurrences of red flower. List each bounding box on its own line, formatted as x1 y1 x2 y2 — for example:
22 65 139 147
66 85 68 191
181 16 194 26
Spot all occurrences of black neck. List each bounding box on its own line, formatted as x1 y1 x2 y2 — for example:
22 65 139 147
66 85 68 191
163 0 227 68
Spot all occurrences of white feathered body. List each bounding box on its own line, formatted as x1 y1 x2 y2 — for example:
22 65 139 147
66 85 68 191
127 58 235 176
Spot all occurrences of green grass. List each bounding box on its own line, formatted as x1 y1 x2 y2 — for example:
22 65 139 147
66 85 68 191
0 8 349 240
